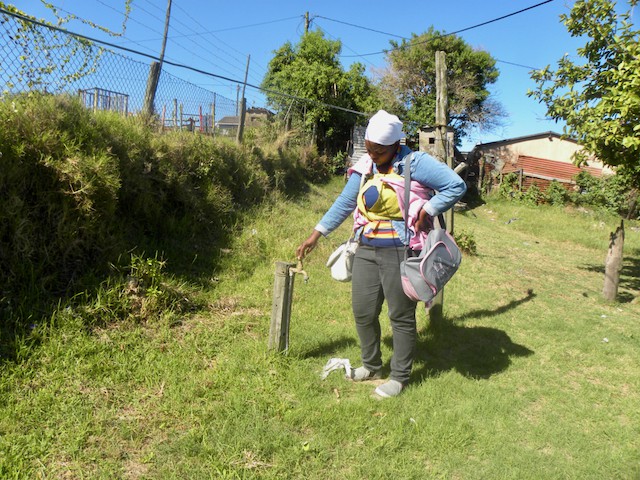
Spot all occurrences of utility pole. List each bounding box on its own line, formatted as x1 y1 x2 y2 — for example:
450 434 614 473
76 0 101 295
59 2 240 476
429 50 454 323
236 55 250 144
143 0 172 117
304 12 310 33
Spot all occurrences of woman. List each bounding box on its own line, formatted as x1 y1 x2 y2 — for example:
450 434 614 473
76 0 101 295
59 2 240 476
296 110 466 398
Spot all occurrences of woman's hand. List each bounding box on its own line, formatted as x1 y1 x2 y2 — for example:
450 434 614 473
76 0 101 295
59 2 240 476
296 230 322 259
414 208 433 233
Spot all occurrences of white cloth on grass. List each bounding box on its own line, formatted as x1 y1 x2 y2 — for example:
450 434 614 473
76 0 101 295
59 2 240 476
321 357 352 380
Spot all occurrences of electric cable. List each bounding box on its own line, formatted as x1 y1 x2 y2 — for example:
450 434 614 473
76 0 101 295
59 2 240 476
0 7 366 116
340 0 557 58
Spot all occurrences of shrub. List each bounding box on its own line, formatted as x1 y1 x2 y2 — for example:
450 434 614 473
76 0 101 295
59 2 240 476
0 93 316 331
522 183 543 206
545 180 568 206
454 229 477 256
497 172 520 200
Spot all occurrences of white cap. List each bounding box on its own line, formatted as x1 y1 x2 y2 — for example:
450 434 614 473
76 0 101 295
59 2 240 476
364 110 404 145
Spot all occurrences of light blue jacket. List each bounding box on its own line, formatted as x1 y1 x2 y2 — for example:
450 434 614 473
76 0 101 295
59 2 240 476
315 145 466 245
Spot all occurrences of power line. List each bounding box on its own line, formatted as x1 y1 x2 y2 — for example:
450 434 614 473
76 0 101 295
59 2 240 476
314 15 408 40
170 2 267 84
496 59 540 71
97 0 270 85
93 1 252 83
49 0 256 82
171 14 302 35
0 7 366 117
340 0 557 58
314 21 378 69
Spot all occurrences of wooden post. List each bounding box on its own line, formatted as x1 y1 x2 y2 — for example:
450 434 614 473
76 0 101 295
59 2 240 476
268 262 296 352
603 221 625 301
211 97 216 137
142 0 172 117
173 99 178 129
143 62 161 116
236 98 246 144
236 55 250 144
518 169 524 191
429 50 452 322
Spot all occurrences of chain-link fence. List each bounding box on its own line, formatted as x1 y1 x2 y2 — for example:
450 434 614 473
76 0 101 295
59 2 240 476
0 9 240 135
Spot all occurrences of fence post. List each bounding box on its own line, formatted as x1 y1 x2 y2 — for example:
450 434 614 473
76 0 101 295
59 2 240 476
268 262 296 352
173 99 178 128
211 99 216 137
93 87 99 113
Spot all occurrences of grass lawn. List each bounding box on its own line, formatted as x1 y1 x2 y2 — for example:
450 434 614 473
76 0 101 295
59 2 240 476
1 177 639 479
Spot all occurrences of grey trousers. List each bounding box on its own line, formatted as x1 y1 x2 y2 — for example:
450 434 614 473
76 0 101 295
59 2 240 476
351 245 417 384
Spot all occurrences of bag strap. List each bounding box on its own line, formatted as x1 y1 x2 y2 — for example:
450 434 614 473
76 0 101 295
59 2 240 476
403 154 445 260
350 165 370 242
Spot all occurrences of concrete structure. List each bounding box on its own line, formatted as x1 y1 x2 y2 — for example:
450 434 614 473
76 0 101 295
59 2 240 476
217 107 274 136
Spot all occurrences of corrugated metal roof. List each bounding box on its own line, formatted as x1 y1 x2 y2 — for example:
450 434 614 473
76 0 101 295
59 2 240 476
502 155 603 182
471 131 578 149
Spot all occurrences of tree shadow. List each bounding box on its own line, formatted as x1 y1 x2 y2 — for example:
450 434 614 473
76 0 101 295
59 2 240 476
411 321 534 381
383 291 536 381
579 251 640 303
453 289 536 322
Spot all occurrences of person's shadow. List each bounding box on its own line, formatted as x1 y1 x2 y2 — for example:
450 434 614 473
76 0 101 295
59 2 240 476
410 291 535 381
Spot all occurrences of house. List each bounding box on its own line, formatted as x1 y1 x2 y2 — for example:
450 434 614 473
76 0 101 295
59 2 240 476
216 107 274 136
466 132 612 193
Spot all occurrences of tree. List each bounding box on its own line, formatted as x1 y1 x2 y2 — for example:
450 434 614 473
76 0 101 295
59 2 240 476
528 0 640 301
529 0 640 179
378 27 504 142
261 30 380 154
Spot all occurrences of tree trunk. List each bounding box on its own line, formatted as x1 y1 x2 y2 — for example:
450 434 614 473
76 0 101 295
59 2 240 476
625 188 638 220
603 220 625 301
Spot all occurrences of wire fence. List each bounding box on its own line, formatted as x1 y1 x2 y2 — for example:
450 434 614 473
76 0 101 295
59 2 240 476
0 9 240 135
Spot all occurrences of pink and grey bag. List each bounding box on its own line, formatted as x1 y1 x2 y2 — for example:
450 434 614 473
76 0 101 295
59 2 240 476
400 225 462 302
399 157 462 303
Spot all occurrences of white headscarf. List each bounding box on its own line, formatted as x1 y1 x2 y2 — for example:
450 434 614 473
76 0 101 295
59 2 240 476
364 110 404 146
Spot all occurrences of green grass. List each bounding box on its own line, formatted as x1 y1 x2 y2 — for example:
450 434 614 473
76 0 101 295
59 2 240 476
1 178 639 479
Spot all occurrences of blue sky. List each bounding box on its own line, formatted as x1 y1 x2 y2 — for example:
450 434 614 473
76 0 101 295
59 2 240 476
7 0 634 150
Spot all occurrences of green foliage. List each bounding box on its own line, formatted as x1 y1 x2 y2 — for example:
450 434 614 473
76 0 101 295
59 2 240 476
544 180 569 206
571 170 637 216
261 30 380 155
381 27 503 142
493 169 637 218
521 183 543 207
329 150 348 175
529 0 640 188
0 93 320 333
497 172 520 200
454 229 477 255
